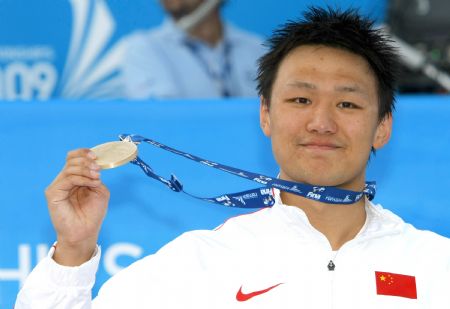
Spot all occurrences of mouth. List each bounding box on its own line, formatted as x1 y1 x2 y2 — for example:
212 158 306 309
299 142 342 151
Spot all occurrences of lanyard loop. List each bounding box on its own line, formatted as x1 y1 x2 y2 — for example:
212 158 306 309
184 39 232 97
119 134 376 208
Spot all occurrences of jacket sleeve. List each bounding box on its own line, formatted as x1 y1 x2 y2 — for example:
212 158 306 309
14 245 101 309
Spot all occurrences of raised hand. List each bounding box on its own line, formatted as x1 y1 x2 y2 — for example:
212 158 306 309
45 149 110 266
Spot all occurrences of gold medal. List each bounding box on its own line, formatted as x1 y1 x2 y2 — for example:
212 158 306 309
90 141 138 169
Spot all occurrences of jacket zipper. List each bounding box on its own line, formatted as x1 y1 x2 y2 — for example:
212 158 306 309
328 250 338 309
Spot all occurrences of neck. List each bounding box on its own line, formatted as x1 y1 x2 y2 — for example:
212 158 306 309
187 9 223 46
281 191 367 251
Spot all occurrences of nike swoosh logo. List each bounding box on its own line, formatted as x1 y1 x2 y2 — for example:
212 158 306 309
236 283 283 302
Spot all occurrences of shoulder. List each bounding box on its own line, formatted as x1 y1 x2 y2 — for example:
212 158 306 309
100 208 275 284
214 207 273 231
120 23 181 75
402 224 450 253
163 207 275 251
122 28 164 49
168 207 286 255
123 20 181 49
400 226 450 289
371 203 450 258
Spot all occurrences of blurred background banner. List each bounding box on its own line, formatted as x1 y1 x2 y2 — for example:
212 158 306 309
1 96 450 307
0 0 386 100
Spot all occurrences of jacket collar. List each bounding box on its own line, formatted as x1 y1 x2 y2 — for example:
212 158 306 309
270 188 405 244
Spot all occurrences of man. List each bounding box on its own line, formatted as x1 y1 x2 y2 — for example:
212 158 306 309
16 7 450 308
122 0 264 98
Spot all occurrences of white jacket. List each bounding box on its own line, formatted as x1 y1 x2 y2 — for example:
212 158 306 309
16 190 450 308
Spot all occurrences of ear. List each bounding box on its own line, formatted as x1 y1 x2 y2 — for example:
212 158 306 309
260 96 271 137
372 114 393 150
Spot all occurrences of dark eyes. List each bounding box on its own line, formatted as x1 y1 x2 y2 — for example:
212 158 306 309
337 101 360 109
289 97 311 104
288 98 360 109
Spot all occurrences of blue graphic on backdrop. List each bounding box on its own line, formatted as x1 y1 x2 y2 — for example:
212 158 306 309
0 0 126 100
0 47 56 100
58 0 126 99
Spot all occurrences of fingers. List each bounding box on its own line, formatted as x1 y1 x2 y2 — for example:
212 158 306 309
47 148 104 193
57 175 102 192
64 149 101 177
64 161 101 179
66 148 96 161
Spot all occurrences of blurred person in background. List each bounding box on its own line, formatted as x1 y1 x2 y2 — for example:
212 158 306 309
121 0 265 99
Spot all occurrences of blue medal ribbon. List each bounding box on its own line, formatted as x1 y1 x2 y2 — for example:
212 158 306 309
119 134 376 208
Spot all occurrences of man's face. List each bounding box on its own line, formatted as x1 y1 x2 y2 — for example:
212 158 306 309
160 0 204 20
260 45 392 191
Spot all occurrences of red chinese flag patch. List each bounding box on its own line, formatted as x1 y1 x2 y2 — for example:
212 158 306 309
375 271 417 299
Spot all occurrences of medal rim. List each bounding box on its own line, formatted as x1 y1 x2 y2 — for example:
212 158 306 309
90 141 138 169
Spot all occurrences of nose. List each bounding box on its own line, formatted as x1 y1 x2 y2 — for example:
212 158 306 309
305 104 337 135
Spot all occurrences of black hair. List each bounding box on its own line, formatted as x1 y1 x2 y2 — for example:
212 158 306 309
256 6 400 121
